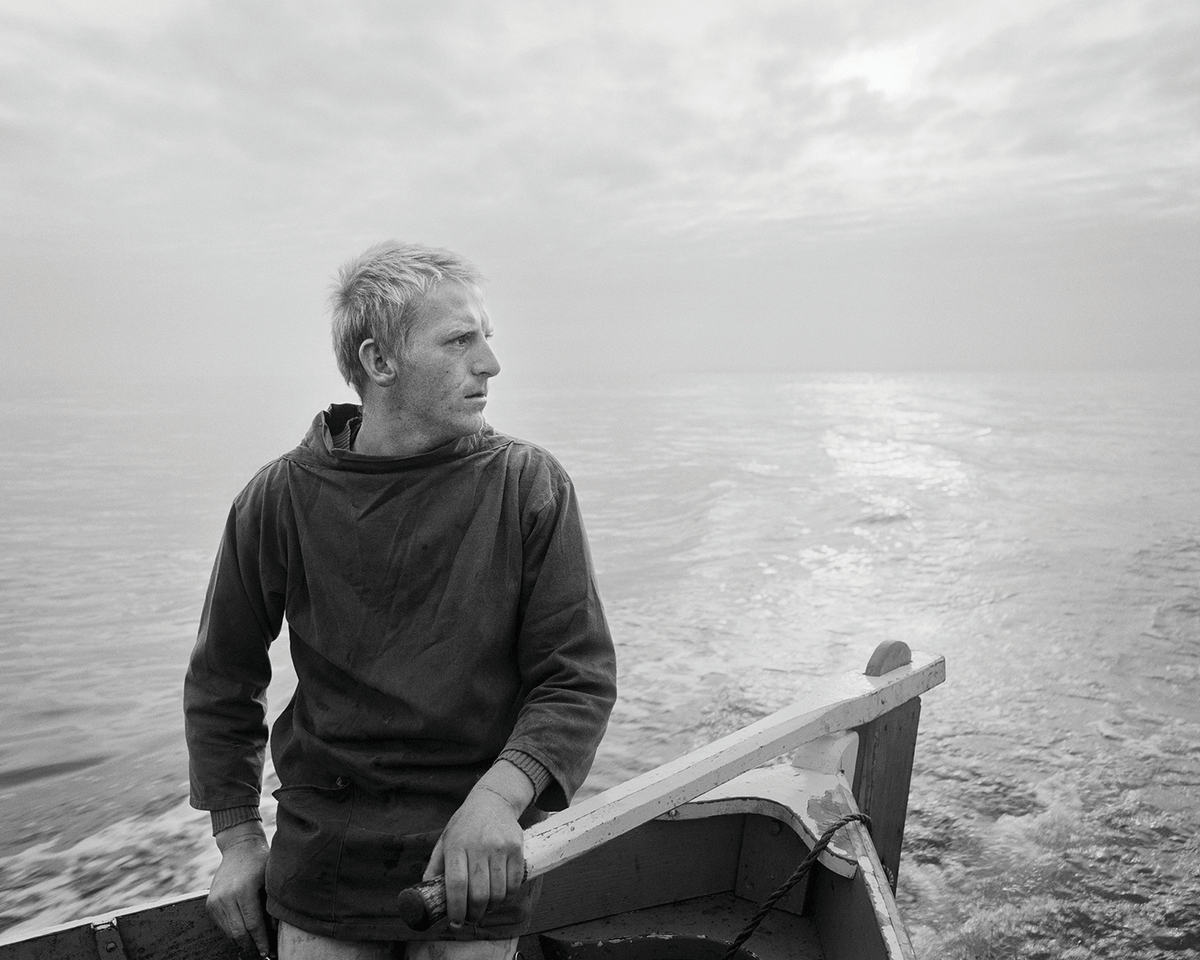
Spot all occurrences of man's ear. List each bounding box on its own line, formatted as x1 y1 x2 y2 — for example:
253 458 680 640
358 339 399 388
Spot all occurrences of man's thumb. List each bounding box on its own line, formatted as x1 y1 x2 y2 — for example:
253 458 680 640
422 835 446 882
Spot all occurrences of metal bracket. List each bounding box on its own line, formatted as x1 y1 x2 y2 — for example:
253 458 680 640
92 921 129 960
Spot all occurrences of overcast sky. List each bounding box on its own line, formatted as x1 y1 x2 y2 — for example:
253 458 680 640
2 0 1197 386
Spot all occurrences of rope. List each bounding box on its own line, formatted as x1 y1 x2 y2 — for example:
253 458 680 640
720 813 872 960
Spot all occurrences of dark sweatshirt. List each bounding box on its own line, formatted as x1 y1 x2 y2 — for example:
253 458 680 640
184 404 617 830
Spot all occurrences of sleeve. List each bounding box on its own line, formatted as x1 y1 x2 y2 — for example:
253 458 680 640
497 748 555 799
210 805 263 835
503 465 618 812
183 469 289 813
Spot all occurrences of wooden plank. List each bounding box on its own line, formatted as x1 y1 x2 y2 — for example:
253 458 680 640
853 698 922 892
838 819 915 960
808 866 891 960
115 895 239 960
678 765 857 877
523 649 944 878
734 814 809 916
806 781 914 960
399 648 944 928
0 894 236 960
530 817 743 932
0 921 94 960
535 766 881 934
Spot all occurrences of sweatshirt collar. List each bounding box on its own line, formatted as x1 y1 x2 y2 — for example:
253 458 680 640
290 404 499 472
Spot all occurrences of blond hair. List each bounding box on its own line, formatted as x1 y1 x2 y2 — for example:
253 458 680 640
330 241 484 393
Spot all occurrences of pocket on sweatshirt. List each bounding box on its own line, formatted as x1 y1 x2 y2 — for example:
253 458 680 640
267 780 355 921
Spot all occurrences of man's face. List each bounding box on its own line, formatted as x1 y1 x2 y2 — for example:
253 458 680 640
388 281 501 449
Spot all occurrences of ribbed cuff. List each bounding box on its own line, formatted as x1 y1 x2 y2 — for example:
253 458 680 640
497 749 554 800
211 805 262 836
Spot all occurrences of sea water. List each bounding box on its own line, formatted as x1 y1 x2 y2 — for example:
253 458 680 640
1 371 1197 958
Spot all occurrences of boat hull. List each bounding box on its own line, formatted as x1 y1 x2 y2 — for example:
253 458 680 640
0 767 911 960
527 765 914 960
1 642 940 960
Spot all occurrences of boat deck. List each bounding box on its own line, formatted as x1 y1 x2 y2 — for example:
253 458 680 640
527 892 825 960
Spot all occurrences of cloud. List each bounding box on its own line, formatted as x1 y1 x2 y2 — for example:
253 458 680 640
0 0 1195 376
4 0 1195 252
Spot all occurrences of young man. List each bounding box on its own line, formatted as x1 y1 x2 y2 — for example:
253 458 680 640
184 242 617 960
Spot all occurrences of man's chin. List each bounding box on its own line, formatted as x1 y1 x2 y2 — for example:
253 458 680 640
454 413 487 437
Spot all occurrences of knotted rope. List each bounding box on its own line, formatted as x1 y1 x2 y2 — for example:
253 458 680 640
720 812 873 960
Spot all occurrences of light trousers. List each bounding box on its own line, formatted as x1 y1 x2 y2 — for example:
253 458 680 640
278 921 519 960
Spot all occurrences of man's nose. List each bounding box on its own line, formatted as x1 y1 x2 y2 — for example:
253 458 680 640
475 339 501 378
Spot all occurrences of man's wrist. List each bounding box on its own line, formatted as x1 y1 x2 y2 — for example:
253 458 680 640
474 759 536 816
476 783 527 816
215 819 268 854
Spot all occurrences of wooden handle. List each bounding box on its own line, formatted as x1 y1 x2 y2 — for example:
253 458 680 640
519 646 944 880
395 645 943 926
396 878 446 931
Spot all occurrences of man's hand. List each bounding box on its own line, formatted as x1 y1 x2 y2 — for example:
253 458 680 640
207 821 272 958
423 760 535 928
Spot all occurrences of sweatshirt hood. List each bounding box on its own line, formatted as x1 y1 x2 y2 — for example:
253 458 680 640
285 403 504 472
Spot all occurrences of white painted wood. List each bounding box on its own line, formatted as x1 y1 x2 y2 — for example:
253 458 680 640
669 764 859 877
831 780 917 960
525 650 944 879
791 731 859 779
